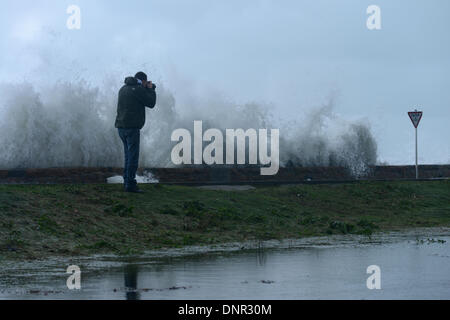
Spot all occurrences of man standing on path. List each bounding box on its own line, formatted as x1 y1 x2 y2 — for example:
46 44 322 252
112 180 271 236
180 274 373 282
115 72 156 193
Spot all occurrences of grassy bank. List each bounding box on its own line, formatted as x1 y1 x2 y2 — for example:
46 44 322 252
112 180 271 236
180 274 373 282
0 180 449 260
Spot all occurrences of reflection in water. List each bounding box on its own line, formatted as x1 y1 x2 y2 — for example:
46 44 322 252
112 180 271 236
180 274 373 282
0 232 449 299
124 264 140 300
256 245 267 266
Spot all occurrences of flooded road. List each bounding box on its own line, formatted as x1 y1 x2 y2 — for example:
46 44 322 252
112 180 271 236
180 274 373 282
0 228 449 299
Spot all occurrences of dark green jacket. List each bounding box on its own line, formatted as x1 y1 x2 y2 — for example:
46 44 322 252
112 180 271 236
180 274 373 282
114 77 157 129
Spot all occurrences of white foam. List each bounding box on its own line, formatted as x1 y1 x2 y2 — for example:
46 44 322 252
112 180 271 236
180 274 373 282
0 80 378 177
106 170 159 184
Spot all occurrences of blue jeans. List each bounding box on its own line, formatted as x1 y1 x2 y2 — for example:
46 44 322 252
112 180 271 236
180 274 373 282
118 128 140 189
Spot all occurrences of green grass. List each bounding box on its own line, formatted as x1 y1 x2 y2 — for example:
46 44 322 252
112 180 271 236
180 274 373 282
0 180 449 260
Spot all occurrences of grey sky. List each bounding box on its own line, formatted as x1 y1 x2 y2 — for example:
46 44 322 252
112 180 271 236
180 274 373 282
1 0 449 164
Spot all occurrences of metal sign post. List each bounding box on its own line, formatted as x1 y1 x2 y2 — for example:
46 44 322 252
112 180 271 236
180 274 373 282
408 109 423 179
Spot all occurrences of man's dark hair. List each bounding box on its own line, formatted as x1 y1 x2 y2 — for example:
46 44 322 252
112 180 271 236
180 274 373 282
135 71 147 82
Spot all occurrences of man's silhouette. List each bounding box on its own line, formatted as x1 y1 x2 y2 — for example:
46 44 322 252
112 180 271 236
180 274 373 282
115 72 156 193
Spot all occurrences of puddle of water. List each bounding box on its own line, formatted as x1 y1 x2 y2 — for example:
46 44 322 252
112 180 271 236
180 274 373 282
0 228 449 300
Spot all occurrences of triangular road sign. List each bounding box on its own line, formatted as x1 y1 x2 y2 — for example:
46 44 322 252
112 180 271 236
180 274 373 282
408 111 422 128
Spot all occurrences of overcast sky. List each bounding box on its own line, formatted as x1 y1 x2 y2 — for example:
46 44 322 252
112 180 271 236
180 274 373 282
1 0 449 164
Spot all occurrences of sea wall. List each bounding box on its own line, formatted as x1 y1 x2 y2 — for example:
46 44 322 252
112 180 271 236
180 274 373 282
0 165 449 184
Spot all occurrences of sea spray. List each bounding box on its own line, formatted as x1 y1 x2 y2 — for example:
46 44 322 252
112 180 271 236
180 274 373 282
0 79 377 176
